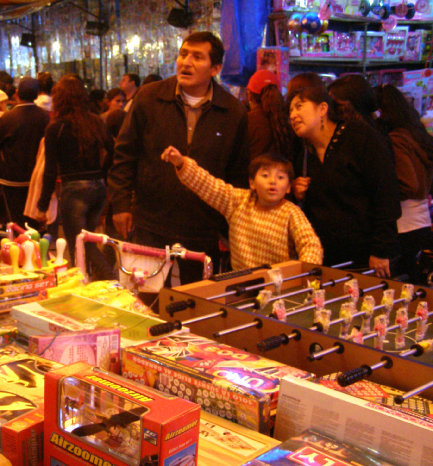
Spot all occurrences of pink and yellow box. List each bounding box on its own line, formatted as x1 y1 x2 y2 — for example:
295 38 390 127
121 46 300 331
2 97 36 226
28 328 121 373
0 352 62 466
256 47 290 94
44 362 201 466
122 332 312 435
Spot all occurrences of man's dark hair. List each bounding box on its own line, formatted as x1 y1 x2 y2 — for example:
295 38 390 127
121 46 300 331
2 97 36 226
37 71 54 95
18 77 38 102
142 73 162 86
125 73 140 88
182 31 224 66
248 152 294 182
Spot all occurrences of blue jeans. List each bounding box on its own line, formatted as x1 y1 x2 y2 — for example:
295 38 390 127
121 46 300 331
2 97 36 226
60 179 113 279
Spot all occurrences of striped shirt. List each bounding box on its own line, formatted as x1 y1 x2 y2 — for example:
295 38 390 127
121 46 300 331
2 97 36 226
177 157 323 270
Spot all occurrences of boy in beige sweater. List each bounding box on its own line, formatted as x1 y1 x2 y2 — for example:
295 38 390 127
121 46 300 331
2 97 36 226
162 146 322 270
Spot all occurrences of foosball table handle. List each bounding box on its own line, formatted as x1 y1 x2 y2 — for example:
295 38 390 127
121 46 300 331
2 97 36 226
166 299 195 316
149 320 182 336
337 365 372 386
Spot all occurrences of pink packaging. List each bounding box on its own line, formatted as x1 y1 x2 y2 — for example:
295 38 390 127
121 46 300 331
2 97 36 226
28 328 121 373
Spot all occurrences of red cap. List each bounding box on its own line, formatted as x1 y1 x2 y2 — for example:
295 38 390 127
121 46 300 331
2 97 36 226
247 69 280 94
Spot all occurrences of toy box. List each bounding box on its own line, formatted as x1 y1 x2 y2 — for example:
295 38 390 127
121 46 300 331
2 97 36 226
256 47 290 94
384 27 408 61
12 294 182 347
198 411 280 465
122 331 312 434
333 31 358 58
274 375 433 465
28 328 121 372
421 29 433 61
44 362 201 466
357 31 385 59
404 30 423 62
301 31 333 58
242 429 392 465
0 352 62 466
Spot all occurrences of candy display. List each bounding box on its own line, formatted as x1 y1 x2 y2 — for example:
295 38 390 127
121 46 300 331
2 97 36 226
44 362 201 466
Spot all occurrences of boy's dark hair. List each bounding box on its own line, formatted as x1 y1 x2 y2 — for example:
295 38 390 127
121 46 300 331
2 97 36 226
18 77 38 102
37 71 54 95
125 73 140 87
248 152 294 181
182 31 224 66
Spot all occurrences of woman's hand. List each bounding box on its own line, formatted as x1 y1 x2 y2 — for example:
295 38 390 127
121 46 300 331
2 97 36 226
292 176 311 201
161 146 184 169
369 255 390 278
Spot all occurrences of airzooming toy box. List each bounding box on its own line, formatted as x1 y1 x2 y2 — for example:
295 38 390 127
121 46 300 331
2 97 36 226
44 362 201 466
274 375 433 466
122 331 312 435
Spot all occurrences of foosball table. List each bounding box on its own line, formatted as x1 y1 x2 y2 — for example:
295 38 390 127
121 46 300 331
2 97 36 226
156 261 433 402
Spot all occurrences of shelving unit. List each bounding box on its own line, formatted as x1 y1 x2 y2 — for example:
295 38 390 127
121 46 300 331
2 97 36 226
267 9 433 76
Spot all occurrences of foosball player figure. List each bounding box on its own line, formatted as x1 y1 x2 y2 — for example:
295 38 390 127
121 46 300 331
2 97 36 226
360 295 375 334
381 288 395 324
395 307 408 349
339 302 356 339
415 301 429 341
374 314 388 350
313 288 326 321
344 278 359 304
400 283 414 304
315 308 332 334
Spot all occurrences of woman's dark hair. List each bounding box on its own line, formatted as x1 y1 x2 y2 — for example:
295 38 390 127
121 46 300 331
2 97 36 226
37 71 54 95
52 75 107 158
250 83 293 160
328 74 377 125
287 81 338 123
375 84 433 157
248 152 294 181
106 87 126 102
287 72 323 97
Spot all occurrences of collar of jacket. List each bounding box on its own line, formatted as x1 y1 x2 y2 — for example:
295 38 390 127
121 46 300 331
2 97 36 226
156 76 232 110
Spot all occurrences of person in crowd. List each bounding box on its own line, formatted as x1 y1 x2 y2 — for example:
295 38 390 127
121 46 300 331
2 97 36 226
89 89 107 115
108 31 249 284
328 74 378 128
0 90 8 117
119 73 140 112
0 77 49 227
288 77 401 277
246 69 292 161
142 73 162 86
162 146 322 269
35 75 114 279
0 71 15 101
35 71 54 112
375 84 433 283
100 88 126 139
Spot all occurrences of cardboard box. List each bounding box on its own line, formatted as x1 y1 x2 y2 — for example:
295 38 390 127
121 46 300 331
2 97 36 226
12 294 181 347
274 375 433 465
44 362 201 466
0 352 62 466
199 411 280 465
28 328 121 372
242 429 391 465
122 331 312 434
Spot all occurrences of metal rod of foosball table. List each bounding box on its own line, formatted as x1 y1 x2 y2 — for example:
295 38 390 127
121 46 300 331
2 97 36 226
394 380 433 404
213 318 262 338
208 268 322 301
149 309 227 336
308 342 345 360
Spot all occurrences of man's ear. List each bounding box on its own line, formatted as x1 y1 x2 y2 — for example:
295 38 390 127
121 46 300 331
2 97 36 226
211 64 222 78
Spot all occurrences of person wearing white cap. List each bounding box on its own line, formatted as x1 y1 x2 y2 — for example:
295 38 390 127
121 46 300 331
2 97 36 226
246 69 292 161
0 90 8 118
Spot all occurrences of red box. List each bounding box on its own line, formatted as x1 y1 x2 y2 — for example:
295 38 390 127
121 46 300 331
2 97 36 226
256 47 289 94
44 362 201 466
0 352 62 465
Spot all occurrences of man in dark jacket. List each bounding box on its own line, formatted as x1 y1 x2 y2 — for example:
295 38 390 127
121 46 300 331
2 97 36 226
0 77 49 227
108 31 249 284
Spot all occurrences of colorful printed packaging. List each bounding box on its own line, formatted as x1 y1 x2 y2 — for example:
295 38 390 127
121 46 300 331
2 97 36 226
44 362 201 466
28 328 121 373
122 331 312 434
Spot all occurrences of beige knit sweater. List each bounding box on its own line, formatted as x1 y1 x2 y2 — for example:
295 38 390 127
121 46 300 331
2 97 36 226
177 157 323 270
